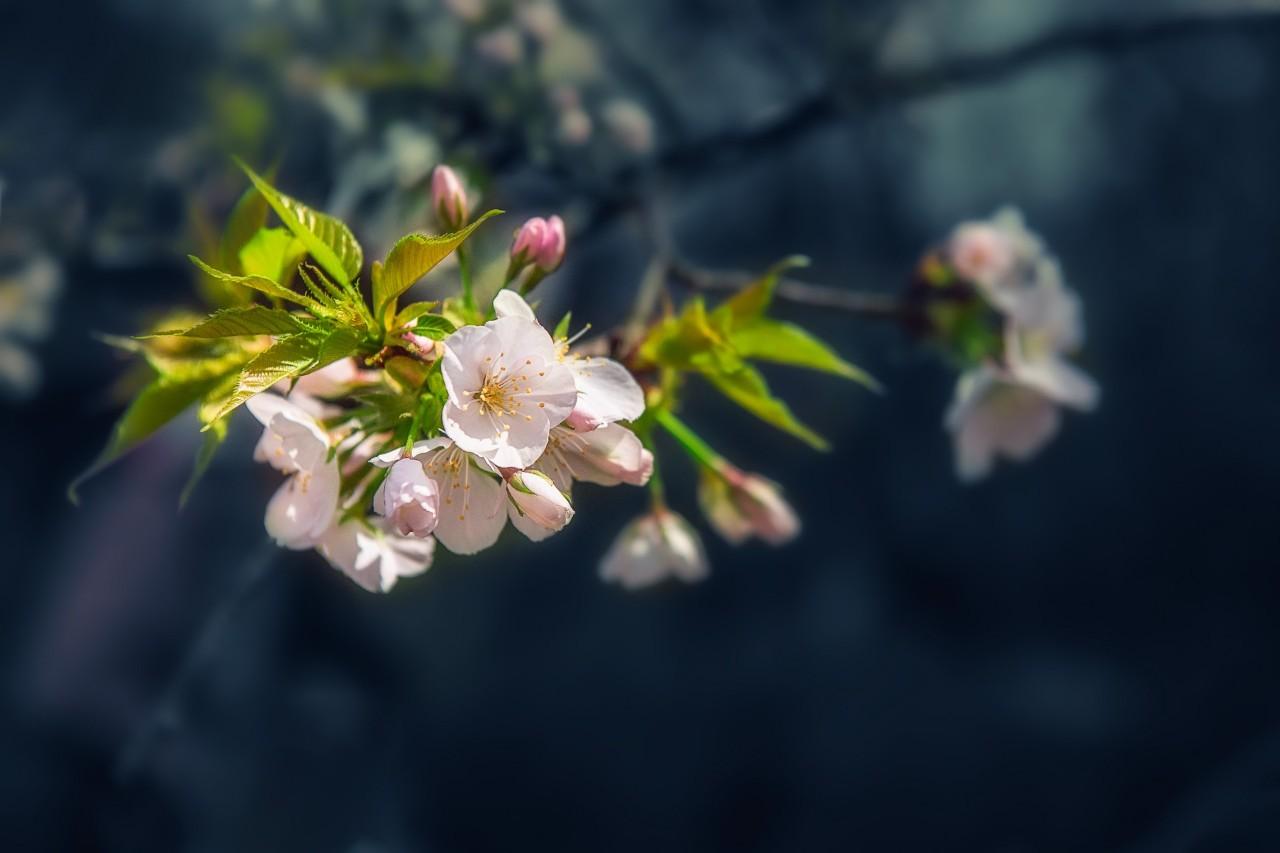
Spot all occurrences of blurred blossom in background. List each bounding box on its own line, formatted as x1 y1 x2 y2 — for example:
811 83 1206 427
3 0 1280 851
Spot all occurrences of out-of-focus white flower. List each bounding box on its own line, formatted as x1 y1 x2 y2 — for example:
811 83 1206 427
515 0 562 42
476 26 525 66
372 457 441 538
247 393 341 548
380 438 509 555
493 290 644 432
557 106 593 146
0 253 61 399
945 207 1054 320
602 99 655 156
509 215 567 273
317 519 435 593
289 358 372 399
699 468 800 546
440 313 578 469
505 469 574 541
431 165 469 231
443 0 486 23
599 510 709 591
534 423 653 492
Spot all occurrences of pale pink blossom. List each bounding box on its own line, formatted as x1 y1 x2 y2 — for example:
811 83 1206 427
557 107 593 146
602 99 655 155
515 0 562 42
378 438 509 555
534 424 653 492
505 469 574 541
599 510 709 591
317 519 435 593
372 457 441 538
700 468 800 546
476 26 524 66
247 393 340 549
440 314 578 469
431 165 468 231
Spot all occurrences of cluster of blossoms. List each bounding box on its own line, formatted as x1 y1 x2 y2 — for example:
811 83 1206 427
910 209 1099 481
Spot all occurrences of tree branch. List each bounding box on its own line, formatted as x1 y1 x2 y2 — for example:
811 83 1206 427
669 260 904 320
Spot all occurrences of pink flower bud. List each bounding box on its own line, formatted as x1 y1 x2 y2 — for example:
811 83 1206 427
431 165 468 231
510 215 567 273
699 467 800 546
537 215 567 271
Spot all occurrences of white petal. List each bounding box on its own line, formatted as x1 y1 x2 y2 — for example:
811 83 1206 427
1012 357 1099 412
441 324 500 401
492 289 537 322
265 461 340 549
506 471 574 541
565 356 645 430
560 423 652 487
424 449 508 555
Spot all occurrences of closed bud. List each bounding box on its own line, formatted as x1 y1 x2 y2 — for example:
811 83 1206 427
431 165 468 231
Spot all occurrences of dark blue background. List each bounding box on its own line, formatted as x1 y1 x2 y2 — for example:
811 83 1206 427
2 1 1279 850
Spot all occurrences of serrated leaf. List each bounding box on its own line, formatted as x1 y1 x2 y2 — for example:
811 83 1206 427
553 311 572 340
411 314 456 340
239 227 306 283
220 184 270 274
374 210 503 323
637 297 728 370
393 301 439 329
729 319 881 391
70 372 222 503
180 418 227 508
210 335 323 422
719 255 809 324
699 363 829 451
144 305 305 339
190 256 323 312
314 325 364 367
236 159 363 287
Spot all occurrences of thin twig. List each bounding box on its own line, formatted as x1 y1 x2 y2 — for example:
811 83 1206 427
669 260 904 320
115 541 279 784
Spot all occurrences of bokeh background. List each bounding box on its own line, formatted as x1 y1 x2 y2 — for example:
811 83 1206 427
4 0 1280 850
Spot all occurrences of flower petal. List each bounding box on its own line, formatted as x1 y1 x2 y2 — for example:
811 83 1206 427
565 356 644 430
492 289 537 322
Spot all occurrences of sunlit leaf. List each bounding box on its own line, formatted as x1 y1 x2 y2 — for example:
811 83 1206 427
220 183 270 274
374 210 503 323
718 256 809 324
410 314 456 340
189 256 323 312
729 319 881 391
143 305 305 339
553 311 572 340
698 363 829 450
236 159 364 287
238 227 306 283
209 335 323 422
393 301 439 329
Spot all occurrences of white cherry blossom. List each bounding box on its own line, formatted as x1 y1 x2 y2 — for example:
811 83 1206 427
317 519 435 593
376 438 508 555
372 457 441 538
247 393 340 549
533 423 653 492
505 470 574 542
699 469 800 547
599 510 709 591
492 290 644 431
440 313 578 469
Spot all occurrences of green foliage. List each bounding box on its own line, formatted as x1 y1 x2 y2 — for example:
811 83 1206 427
637 258 875 449
209 326 363 422
220 184 271 274
238 227 306 283
145 305 306 339
393 301 439 329
373 210 503 324
237 159 363 287
409 314 457 340
190 256 324 312
180 419 228 508
553 311 573 340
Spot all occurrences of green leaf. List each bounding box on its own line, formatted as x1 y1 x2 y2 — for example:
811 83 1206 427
393 301 439 329
210 335 324 422
410 314 457 340
180 418 227 508
220 184 270 273
144 305 305 339
699 364 829 451
718 255 809 324
236 158 363 287
374 210 503 323
729 319 881 391
314 325 364 367
239 227 306 283
70 372 221 503
189 256 323 312
553 311 572 340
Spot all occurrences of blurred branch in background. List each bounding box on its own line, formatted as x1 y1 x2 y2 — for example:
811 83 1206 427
669 260 905 321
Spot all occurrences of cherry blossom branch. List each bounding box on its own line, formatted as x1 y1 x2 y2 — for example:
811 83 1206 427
115 541 278 784
668 259 905 320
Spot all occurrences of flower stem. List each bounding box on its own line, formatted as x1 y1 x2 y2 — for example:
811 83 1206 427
654 409 725 474
458 245 475 313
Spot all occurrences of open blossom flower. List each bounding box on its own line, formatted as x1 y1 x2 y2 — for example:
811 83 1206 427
440 311 578 469
699 468 800 546
600 510 709 591
534 423 653 492
379 438 508 555
505 470 574 541
492 290 644 432
431 165 468 231
317 519 435 593
372 457 441 538
247 393 340 549
945 208 1055 320
510 215 566 273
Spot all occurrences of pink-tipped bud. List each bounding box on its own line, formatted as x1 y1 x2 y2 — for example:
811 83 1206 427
431 165 468 231
510 215 568 274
